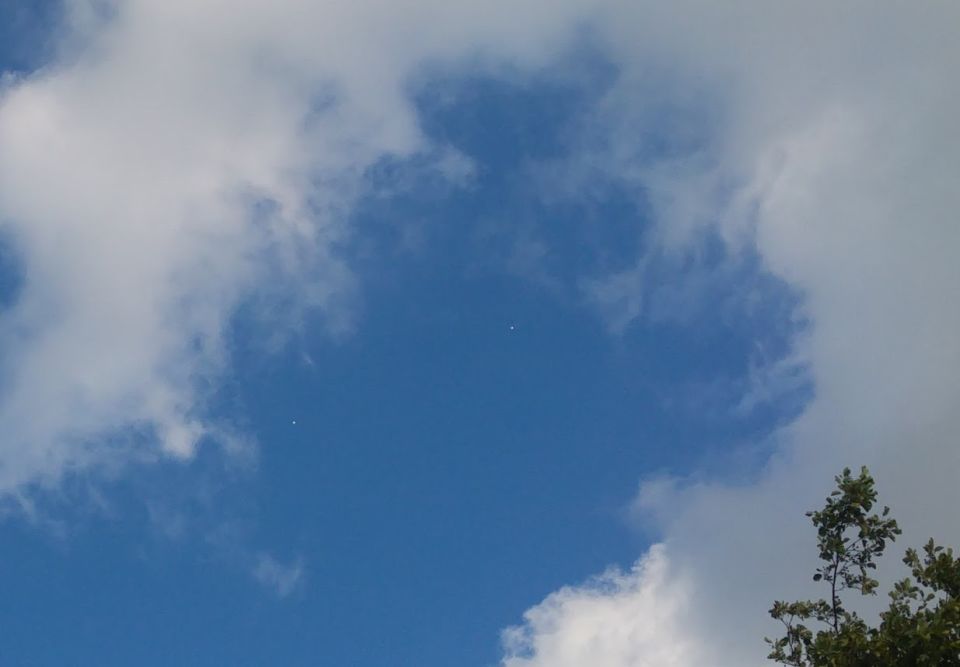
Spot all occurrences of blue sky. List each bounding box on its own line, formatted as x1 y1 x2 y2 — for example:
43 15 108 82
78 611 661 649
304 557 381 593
0 2 957 666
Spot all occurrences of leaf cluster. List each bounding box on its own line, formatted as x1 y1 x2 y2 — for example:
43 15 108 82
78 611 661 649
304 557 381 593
767 467 960 666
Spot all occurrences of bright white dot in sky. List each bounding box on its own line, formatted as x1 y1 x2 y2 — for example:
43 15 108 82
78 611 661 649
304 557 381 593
292 420 297 425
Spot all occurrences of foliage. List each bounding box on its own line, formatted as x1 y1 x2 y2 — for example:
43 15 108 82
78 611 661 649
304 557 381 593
767 466 960 666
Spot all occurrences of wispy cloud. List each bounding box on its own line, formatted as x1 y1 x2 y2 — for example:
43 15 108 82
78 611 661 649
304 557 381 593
253 553 305 598
1 1 958 663
0 0 591 499
500 2 960 665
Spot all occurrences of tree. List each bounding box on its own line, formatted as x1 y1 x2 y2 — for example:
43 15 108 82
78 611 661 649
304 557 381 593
767 466 960 666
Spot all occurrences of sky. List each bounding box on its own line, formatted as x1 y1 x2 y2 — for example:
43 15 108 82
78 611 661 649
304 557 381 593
0 1 957 665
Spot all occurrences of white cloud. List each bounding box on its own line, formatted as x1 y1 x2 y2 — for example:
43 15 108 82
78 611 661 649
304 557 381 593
502 545 703 667
253 552 305 598
0 0 593 498
1 1 958 661
502 2 960 666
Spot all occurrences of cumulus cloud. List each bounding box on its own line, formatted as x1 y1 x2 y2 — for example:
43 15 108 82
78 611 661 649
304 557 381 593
1 0 958 662
0 0 592 498
502 546 703 667
502 2 960 665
